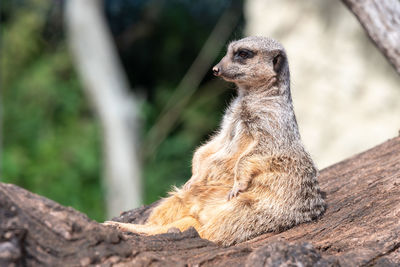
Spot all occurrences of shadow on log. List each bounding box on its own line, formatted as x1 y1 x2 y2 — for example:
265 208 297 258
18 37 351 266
1 137 400 266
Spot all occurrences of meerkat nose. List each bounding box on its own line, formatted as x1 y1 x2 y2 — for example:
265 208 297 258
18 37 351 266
212 66 220 76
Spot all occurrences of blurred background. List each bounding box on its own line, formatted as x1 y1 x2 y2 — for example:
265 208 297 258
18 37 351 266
1 0 399 222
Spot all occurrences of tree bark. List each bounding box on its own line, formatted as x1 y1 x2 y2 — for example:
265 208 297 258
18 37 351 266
341 0 400 75
65 0 142 217
1 136 400 266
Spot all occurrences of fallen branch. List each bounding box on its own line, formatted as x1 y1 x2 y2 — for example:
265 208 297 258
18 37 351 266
1 136 400 266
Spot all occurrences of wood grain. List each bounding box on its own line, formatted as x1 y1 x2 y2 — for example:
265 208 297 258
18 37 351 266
1 136 400 266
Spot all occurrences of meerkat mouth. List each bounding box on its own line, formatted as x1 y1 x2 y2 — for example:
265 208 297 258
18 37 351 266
221 72 245 81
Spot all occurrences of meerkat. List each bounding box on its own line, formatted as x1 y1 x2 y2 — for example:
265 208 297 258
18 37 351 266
104 36 326 246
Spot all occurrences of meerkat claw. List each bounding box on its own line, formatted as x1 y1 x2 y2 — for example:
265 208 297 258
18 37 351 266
227 181 248 200
227 187 240 200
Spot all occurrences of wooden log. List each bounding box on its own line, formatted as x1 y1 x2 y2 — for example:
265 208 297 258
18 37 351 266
1 136 400 266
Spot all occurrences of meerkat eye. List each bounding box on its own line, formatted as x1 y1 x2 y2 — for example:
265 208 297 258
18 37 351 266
238 50 249 58
234 49 254 60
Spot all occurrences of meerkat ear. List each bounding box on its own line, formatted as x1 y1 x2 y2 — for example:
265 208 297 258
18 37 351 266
272 51 285 73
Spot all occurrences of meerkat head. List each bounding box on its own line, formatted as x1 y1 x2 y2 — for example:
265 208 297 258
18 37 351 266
213 36 289 91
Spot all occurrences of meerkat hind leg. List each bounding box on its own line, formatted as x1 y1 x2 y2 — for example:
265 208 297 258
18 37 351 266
103 216 201 236
103 221 157 234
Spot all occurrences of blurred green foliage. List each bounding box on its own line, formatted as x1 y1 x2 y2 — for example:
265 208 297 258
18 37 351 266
1 0 242 221
1 1 104 220
142 81 233 203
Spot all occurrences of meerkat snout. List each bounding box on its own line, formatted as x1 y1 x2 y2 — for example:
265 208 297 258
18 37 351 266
212 66 221 76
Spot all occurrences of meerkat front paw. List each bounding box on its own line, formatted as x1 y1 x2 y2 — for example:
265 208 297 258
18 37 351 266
227 182 248 200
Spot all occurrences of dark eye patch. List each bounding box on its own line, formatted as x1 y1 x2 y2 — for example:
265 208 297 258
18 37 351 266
233 49 255 62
